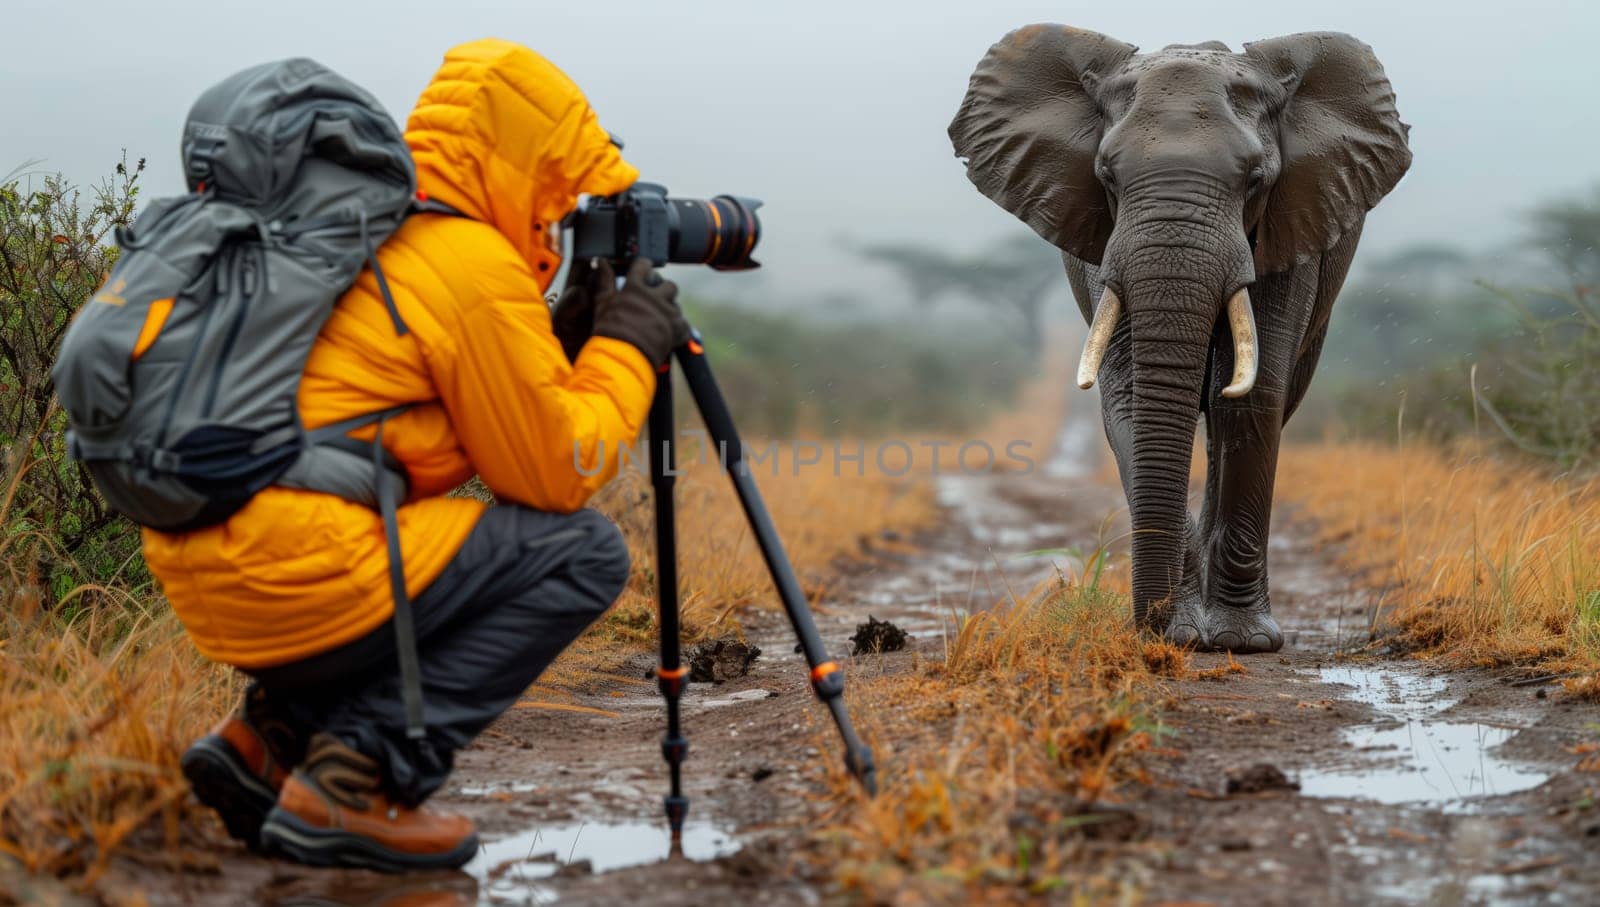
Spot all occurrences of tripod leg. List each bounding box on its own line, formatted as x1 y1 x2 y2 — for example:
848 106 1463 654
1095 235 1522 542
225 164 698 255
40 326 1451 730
673 336 878 795
648 366 690 841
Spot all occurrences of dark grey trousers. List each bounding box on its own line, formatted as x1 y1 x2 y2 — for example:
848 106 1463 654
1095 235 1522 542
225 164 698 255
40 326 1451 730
246 505 629 806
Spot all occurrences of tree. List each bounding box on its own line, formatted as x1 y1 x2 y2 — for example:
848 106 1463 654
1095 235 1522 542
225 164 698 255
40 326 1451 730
851 234 1064 357
1526 183 1600 293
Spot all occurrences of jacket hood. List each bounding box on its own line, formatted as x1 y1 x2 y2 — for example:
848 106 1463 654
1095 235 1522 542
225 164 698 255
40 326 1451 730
404 39 638 288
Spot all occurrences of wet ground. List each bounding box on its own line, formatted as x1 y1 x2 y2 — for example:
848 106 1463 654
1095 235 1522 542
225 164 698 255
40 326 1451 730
1135 522 1600 906
108 400 1600 905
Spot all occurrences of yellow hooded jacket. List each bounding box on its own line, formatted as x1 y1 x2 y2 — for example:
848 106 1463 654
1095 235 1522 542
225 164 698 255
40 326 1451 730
142 40 650 669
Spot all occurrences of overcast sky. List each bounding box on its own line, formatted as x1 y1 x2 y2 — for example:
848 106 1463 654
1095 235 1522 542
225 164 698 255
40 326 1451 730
5 0 1597 309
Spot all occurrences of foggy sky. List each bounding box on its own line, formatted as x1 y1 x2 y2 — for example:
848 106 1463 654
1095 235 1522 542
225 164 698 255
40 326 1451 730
4 0 1597 309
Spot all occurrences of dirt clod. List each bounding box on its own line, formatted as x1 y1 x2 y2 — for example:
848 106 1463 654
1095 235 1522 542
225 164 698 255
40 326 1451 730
851 615 908 655
688 636 761 683
1225 762 1301 795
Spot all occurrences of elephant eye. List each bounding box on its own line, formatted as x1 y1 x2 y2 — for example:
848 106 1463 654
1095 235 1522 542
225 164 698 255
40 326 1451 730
1096 163 1117 190
1247 167 1266 193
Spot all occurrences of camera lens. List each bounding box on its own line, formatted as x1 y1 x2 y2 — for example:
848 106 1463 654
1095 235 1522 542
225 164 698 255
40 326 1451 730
668 196 762 271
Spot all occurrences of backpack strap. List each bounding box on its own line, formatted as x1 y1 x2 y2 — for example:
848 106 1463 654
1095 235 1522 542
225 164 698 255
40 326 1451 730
350 196 463 340
298 202 460 741
371 412 427 740
358 211 408 337
286 404 426 740
279 201 464 738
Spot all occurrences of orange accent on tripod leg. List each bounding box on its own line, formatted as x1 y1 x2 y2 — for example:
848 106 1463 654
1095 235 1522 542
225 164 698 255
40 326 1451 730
811 662 839 682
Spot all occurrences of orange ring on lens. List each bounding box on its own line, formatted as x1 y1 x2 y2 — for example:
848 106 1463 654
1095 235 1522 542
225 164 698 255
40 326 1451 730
705 200 724 264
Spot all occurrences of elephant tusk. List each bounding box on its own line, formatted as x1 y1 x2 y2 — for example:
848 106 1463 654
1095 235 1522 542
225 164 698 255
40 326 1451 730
1220 288 1258 398
1076 286 1121 390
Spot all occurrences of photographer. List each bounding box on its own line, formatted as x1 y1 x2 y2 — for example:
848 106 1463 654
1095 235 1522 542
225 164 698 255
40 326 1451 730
148 38 686 871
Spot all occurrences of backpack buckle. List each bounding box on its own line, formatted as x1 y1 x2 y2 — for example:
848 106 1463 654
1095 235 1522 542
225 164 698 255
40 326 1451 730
184 134 225 187
131 443 181 473
148 449 182 472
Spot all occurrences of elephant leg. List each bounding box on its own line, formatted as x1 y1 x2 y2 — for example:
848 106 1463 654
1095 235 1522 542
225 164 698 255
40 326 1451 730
1200 311 1300 654
1202 395 1285 653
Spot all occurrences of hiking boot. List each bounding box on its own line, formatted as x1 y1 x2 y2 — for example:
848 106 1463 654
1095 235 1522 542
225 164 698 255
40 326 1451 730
181 713 293 847
260 733 479 872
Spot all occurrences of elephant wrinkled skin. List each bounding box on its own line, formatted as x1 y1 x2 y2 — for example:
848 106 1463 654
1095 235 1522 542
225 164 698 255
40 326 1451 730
950 28 1411 653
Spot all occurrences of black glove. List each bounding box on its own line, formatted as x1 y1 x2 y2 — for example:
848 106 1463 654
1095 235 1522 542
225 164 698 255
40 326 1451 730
592 258 690 367
550 258 613 363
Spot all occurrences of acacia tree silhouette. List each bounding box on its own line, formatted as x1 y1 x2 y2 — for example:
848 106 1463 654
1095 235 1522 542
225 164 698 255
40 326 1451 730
851 234 1063 358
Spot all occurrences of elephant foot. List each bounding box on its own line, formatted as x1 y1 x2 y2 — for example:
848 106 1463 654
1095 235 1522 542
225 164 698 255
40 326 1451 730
1202 606 1283 654
1148 597 1206 648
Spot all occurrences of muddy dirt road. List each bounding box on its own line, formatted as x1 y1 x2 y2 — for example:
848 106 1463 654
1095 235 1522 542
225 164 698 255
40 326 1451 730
121 399 1600 906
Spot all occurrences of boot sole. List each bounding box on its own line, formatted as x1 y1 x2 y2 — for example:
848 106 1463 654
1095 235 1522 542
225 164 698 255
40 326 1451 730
259 808 480 873
181 736 278 848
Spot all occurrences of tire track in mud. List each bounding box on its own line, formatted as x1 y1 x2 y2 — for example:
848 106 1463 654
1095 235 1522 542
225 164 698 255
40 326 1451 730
120 399 1600 905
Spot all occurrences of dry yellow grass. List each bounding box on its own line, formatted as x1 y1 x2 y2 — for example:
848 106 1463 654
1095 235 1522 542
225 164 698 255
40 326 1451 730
0 601 234 885
812 348 1180 901
819 572 1173 903
1277 440 1600 671
0 437 938 890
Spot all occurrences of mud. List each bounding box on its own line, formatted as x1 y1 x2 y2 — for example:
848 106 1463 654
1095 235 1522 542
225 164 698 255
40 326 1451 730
101 398 1600 905
686 637 761 684
849 616 908 655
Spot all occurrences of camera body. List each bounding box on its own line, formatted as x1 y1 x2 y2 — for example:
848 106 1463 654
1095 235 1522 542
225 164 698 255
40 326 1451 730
570 182 762 271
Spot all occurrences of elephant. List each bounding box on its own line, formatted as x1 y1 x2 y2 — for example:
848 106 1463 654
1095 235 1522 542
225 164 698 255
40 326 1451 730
949 28 1411 653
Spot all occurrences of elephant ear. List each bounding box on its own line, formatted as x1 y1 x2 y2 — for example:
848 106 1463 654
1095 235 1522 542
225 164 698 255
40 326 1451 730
949 25 1137 264
1245 32 1412 274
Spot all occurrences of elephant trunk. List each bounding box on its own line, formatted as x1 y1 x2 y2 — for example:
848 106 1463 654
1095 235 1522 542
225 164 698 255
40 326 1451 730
1105 195 1254 624
1123 273 1214 625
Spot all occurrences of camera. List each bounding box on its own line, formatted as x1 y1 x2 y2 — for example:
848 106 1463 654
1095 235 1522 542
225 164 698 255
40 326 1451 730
569 182 762 271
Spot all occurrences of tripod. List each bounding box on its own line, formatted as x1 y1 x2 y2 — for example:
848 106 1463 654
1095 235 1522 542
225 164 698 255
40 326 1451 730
647 330 877 841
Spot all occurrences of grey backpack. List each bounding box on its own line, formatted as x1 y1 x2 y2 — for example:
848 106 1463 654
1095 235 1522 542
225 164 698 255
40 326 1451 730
53 58 437 736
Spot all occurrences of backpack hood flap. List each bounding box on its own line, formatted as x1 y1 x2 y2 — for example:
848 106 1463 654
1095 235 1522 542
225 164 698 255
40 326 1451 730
404 39 639 286
183 58 415 221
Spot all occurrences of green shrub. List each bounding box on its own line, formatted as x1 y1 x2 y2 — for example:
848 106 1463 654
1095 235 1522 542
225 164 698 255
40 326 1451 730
0 158 146 597
1301 183 1600 472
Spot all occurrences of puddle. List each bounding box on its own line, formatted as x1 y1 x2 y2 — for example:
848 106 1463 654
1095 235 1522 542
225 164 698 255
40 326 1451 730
695 688 776 709
1299 667 1551 811
458 780 544 797
469 819 739 904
